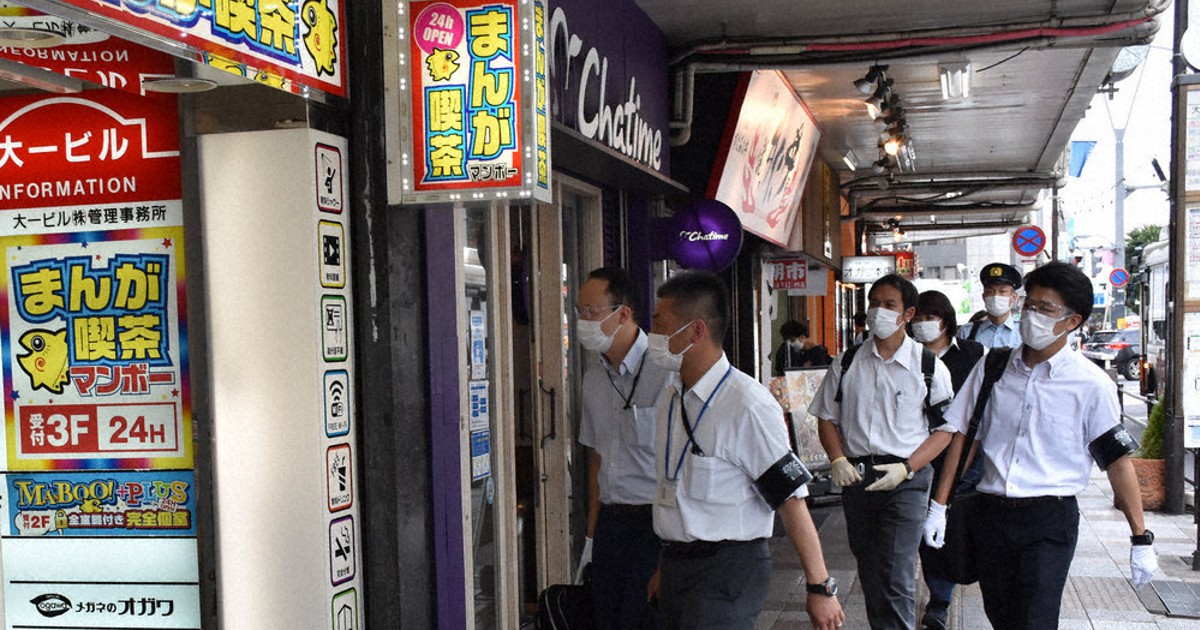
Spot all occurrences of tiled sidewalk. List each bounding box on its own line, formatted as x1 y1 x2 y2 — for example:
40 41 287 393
759 468 1200 629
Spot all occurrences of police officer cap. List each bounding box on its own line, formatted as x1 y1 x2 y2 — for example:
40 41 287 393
980 263 1022 289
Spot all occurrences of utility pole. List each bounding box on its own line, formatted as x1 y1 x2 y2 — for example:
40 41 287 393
1114 127 1127 323
1167 0 1192 520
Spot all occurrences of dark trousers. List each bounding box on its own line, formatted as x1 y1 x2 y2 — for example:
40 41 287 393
659 538 771 630
591 505 662 630
974 494 1079 630
842 466 933 630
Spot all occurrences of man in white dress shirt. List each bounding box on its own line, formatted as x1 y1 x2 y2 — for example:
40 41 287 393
645 271 844 630
926 261 1157 629
809 273 955 630
576 267 672 629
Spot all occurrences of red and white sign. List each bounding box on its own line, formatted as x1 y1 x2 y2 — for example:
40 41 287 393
0 90 180 212
0 33 175 97
894 251 915 278
17 403 179 457
768 258 808 290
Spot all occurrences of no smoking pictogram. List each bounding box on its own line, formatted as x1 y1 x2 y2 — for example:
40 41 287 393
1012 225 1046 257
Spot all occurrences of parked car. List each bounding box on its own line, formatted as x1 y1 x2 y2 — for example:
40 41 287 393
1081 329 1141 380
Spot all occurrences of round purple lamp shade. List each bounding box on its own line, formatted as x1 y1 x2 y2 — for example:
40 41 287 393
667 199 743 272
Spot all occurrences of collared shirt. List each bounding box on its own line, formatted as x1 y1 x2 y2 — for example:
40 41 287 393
944 345 1121 498
957 316 1022 349
808 336 955 459
579 330 672 505
653 354 806 542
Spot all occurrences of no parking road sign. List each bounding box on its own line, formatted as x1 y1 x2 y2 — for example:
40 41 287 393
1012 225 1047 257
1110 267 1130 288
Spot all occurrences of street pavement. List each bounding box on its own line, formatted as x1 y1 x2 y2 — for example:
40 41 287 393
759 377 1200 629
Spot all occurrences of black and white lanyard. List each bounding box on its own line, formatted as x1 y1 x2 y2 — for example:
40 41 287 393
606 353 646 410
665 366 733 480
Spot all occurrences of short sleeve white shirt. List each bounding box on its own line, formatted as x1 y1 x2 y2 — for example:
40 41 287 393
944 345 1121 497
808 336 955 458
957 316 1022 349
653 354 807 543
578 330 672 505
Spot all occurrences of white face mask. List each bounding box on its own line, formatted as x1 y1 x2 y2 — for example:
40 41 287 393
911 320 943 344
647 320 695 372
789 339 805 350
575 307 621 353
984 294 1012 318
1020 310 1068 350
868 307 904 340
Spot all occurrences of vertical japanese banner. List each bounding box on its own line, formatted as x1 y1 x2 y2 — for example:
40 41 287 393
396 0 550 203
0 89 200 628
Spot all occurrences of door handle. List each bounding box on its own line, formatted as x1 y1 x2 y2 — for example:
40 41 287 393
518 387 531 440
538 379 556 448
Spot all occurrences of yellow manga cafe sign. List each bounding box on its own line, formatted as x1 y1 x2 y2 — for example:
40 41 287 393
394 0 551 204
19 0 347 97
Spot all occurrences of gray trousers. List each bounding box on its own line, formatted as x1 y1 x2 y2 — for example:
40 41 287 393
659 539 771 630
842 466 933 630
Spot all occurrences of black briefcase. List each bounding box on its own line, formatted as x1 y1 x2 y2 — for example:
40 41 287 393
535 583 593 630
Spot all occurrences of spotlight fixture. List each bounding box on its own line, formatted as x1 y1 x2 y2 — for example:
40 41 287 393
871 156 891 174
853 64 888 94
939 62 972 100
884 136 903 156
841 148 859 171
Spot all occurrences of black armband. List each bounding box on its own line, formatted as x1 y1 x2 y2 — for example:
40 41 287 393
1088 425 1138 471
926 399 951 430
754 452 813 510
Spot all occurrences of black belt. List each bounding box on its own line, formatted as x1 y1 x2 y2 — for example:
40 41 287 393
600 503 652 515
847 454 906 468
981 494 1073 509
660 537 766 560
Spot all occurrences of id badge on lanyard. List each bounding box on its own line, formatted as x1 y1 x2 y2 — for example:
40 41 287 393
658 479 678 508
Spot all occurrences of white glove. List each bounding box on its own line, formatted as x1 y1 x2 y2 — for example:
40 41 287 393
574 536 593 584
830 457 862 487
924 502 948 548
865 463 908 492
1130 544 1158 587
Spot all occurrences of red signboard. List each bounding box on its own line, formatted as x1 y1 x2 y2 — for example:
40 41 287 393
768 258 809 290
0 31 175 97
0 90 180 211
894 251 915 278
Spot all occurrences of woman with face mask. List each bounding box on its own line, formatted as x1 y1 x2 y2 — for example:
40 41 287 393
909 291 985 630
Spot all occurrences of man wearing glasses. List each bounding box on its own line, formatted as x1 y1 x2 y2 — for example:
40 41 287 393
958 262 1023 349
575 267 672 629
926 262 1157 629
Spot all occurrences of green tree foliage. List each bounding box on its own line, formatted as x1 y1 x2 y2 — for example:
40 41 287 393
1125 224 1162 312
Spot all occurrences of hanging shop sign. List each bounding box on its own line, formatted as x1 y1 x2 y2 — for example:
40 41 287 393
0 4 176 97
766 257 827 296
667 199 742 272
395 0 551 203
23 0 346 97
711 70 822 247
0 88 199 630
842 255 896 283
547 0 670 174
893 251 915 278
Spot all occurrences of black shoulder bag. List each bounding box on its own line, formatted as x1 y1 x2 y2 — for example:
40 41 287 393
919 347 1011 585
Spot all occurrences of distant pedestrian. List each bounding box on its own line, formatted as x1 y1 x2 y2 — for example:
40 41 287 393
926 262 1157 630
851 312 868 345
774 320 832 375
958 263 1023 349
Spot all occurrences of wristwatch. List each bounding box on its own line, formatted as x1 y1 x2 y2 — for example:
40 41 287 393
903 461 915 481
1131 529 1155 545
806 576 838 597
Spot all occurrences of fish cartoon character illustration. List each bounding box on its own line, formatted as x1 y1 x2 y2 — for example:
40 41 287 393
302 0 338 77
17 329 70 394
426 48 460 81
